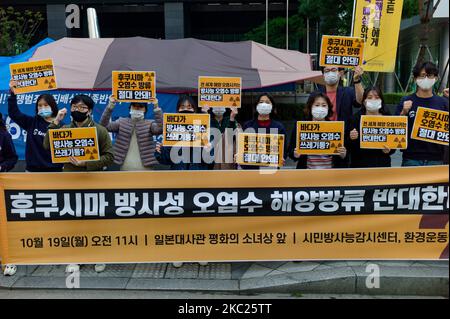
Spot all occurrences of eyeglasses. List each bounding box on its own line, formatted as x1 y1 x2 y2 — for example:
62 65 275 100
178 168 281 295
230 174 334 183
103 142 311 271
417 74 436 80
71 104 89 111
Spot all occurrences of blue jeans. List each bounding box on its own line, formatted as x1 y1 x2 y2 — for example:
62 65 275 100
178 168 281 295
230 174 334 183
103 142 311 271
402 159 444 167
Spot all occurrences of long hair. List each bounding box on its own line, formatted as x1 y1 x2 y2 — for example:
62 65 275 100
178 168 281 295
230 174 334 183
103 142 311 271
176 95 198 113
304 92 334 121
361 86 388 115
254 93 278 119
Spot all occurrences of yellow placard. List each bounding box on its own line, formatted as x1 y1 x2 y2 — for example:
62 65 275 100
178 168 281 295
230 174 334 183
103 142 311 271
9 59 57 94
411 107 449 146
0 167 448 265
360 115 408 149
163 113 210 147
48 127 100 163
352 0 404 72
237 133 284 167
296 121 345 155
320 35 364 68
198 76 242 108
112 71 156 103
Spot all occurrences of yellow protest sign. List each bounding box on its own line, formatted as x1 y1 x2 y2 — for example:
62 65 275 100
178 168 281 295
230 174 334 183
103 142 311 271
353 0 403 72
112 71 156 103
9 59 57 94
163 113 210 147
411 107 449 146
198 76 241 108
48 127 100 163
236 133 284 167
360 115 408 149
296 121 345 155
320 35 364 68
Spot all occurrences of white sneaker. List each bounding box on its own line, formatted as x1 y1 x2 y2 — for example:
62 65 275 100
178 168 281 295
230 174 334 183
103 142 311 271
198 262 208 266
94 264 106 273
3 265 17 276
65 264 80 273
172 262 183 268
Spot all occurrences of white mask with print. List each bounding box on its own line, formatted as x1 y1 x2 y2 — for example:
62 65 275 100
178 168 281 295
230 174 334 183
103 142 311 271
365 99 382 112
256 102 272 115
311 106 328 120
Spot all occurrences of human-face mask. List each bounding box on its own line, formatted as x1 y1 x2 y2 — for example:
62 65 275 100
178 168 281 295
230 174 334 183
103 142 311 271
365 99 382 112
71 111 89 123
311 106 328 120
130 109 145 120
212 107 226 116
416 78 436 90
256 102 272 115
38 107 52 118
324 71 340 85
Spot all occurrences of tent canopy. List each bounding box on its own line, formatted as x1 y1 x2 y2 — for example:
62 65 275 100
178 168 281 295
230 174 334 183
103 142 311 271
30 37 322 93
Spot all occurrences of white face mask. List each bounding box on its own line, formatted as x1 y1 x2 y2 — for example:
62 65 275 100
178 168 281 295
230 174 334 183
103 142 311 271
311 106 328 120
324 71 340 85
416 78 436 90
365 99 382 112
130 109 145 120
256 102 272 115
212 107 226 116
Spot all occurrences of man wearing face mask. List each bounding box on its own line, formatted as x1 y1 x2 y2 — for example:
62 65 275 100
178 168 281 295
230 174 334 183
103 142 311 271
100 96 163 171
201 105 239 169
43 94 114 172
316 66 364 124
396 62 449 167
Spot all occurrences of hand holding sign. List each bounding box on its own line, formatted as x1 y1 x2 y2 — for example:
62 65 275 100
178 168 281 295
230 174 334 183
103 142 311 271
444 88 449 98
382 145 391 154
69 156 87 167
337 146 347 159
108 95 118 109
201 105 210 113
230 107 239 120
354 66 364 82
9 80 18 94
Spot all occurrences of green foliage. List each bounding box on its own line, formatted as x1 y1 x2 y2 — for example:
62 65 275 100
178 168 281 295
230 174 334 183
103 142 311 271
244 15 305 49
383 93 408 105
276 103 306 121
0 6 44 56
402 0 420 19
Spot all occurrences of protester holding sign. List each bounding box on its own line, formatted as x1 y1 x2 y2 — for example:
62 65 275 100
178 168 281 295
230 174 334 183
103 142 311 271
239 93 286 169
0 112 18 172
348 87 396 168
155 95 211 171
290 93 348 169
8 80 63 172
100 96 163 171
201 105 239 169
396 62 449 167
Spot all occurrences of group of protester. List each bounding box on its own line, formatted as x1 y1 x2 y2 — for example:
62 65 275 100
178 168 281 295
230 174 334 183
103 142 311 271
0 61 448 275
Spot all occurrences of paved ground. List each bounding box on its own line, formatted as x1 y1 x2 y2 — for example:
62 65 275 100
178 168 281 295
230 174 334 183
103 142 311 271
1 260 448 297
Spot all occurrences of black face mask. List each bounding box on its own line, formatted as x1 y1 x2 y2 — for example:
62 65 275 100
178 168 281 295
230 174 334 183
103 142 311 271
72 111 89 122
178 110 195 114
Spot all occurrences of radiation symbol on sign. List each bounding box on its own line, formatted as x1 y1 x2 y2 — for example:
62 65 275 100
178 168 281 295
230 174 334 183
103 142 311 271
337 143 342 147
394 137 399 142
85 149 91 155
235 97 240 102
229 97 235 102
44 79 49 84
92 148 98 154
89 154 95 160
330 142 336 148
232 102 237 106
401 138 406 142
397 144 403 148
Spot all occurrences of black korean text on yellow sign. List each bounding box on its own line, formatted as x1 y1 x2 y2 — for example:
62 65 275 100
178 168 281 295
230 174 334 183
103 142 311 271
360 116 408 149
163 113 210 147
9 59 57 94
237 133 284 167
296 121 345 155
320 35 364 68
411 107 449 146
112 71 156 103
198 76 242 108
49 127 100 164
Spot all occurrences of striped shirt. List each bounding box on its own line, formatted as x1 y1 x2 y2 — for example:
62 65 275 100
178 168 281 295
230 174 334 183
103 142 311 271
307 155 333 169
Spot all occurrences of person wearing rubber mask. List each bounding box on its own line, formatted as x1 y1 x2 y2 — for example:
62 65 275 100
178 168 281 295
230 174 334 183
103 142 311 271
290 92 348 169
348 87 395 168
396 62 449 166
100 96 163 171
315 66 364 125
201 105 239 169
8 80 63 172
239 93 287 169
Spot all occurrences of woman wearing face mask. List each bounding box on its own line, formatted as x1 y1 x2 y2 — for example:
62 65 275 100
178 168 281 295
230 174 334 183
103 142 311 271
8 80 63 172
290 93 348 169
100 96 163 171
348 87 395 168
201 105 239 169
396 62 449 167
239 93 287 169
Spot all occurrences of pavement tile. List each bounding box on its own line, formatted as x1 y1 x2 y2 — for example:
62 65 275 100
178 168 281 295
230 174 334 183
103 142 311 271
165 263 199 279
241 264 274 279
277 261 320 273
132 263 167 279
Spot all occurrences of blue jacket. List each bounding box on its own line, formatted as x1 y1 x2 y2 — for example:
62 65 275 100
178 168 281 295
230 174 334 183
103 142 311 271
0 129 18 172
155 146 210 170
8 93 63 172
